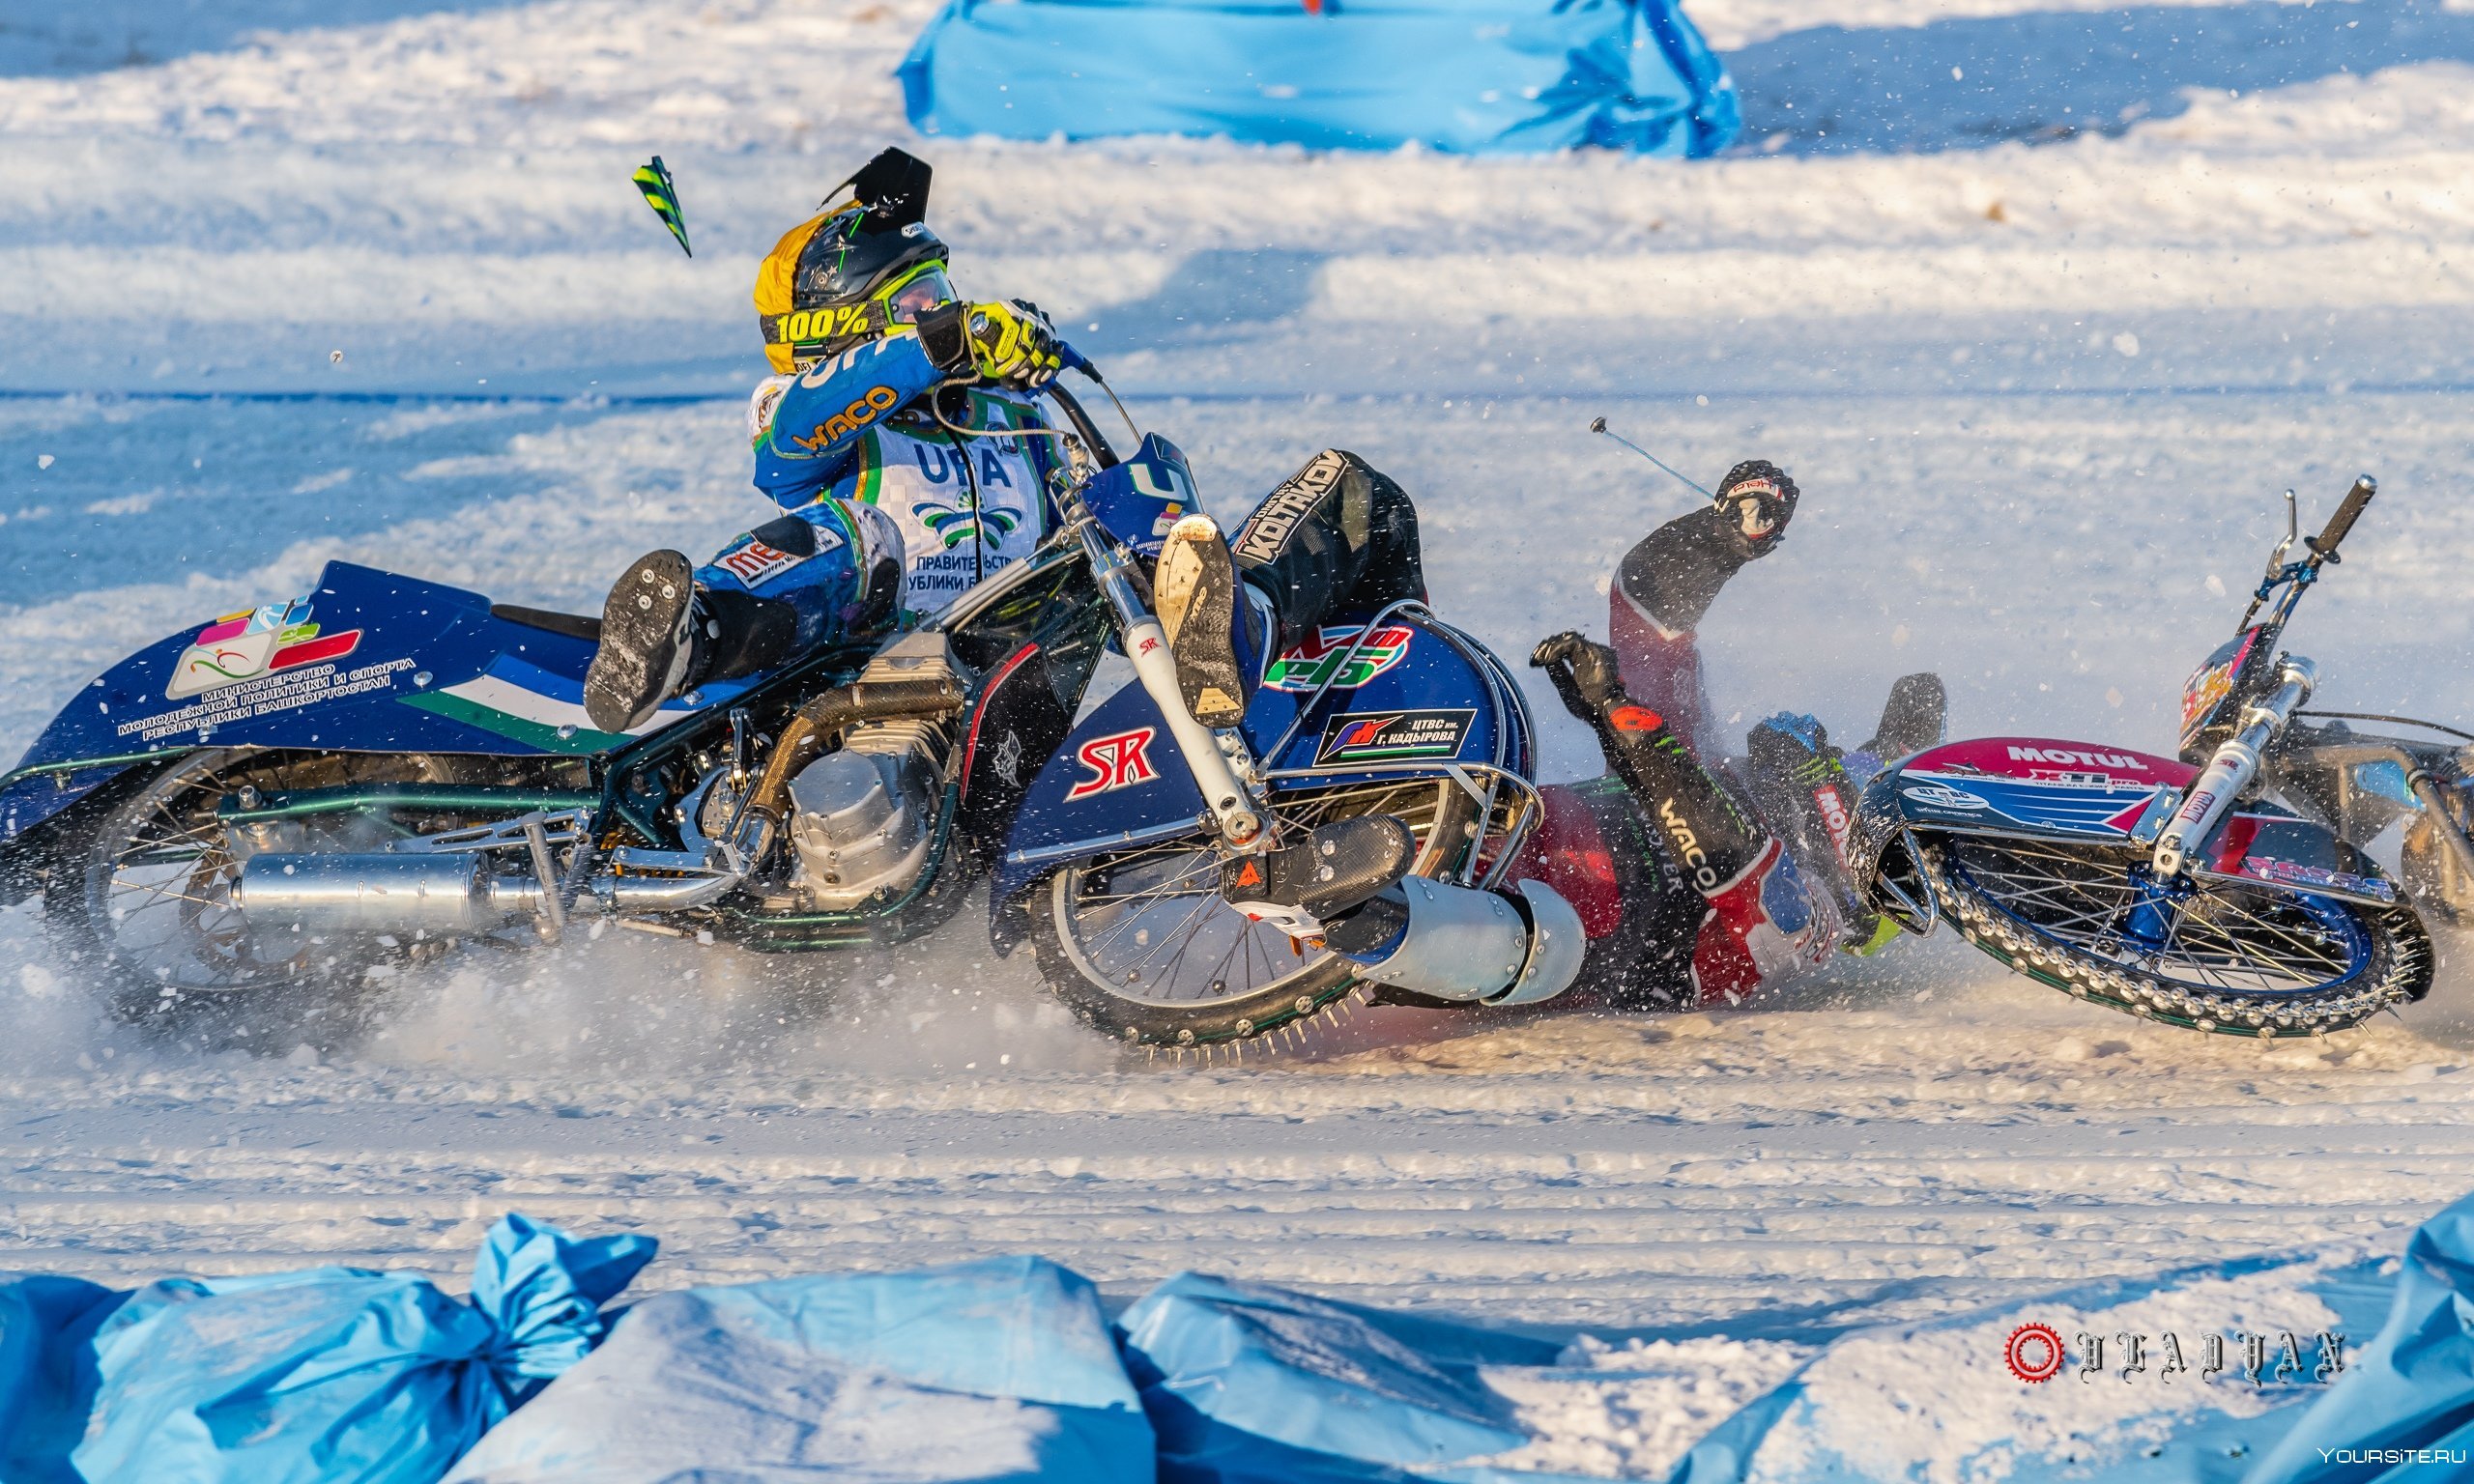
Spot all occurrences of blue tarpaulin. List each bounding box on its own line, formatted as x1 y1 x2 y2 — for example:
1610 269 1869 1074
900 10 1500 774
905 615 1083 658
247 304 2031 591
0 1213 652 1484
899 0 1740 157
1116 1270 1606 1483
2242 1190 2474 1482
22 1196 2474 1480
446 1255 1154 1482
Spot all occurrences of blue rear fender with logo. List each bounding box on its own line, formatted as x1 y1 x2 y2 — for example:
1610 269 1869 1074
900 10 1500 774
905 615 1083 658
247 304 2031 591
991 608 1531 917
0 559 751 851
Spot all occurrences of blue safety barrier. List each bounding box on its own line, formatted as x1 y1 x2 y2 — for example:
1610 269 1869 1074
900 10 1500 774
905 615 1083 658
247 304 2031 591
899 0 1740 156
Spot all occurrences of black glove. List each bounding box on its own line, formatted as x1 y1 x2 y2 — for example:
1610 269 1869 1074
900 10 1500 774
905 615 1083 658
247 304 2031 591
1712 459 1798 560
1531 631 1625 723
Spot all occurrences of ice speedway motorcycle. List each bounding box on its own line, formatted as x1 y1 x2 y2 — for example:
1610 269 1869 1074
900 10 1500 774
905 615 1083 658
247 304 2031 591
0 362 1583 1051
1854 476 2474 1038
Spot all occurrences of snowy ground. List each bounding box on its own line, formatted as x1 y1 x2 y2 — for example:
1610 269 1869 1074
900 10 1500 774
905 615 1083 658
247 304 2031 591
7 0 2474 1470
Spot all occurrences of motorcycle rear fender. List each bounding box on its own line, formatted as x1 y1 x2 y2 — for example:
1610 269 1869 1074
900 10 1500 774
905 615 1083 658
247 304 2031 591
988 610 1524 950
1853 734 2403 911
3 560 771 812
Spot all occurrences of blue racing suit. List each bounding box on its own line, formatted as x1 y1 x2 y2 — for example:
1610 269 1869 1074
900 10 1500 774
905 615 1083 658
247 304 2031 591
695 328 1063 654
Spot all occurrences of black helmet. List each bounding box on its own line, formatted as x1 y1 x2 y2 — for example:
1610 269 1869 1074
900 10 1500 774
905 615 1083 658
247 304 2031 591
756 148 958 373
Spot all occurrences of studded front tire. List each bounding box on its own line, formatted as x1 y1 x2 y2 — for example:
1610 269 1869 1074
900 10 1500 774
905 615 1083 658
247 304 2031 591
1911 833 2432 1039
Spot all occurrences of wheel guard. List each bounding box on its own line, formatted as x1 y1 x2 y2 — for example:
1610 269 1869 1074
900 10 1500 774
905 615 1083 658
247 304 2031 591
988 609 1527 952
1853 735 2400 907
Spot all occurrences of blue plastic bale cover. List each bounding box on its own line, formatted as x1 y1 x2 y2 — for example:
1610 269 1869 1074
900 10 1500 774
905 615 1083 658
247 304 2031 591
442 1254 1154 1483
1118 1270 1620 1484
0 1273 124 1483
67 1214 655 1484
899 0 1740 157
2241 1190 2474 1481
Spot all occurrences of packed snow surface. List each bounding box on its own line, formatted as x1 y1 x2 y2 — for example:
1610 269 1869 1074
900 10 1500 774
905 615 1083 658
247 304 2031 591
7 0 2474 1472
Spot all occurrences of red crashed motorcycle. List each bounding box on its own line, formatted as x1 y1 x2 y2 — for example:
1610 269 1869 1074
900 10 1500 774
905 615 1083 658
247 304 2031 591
1854 477 2474 1038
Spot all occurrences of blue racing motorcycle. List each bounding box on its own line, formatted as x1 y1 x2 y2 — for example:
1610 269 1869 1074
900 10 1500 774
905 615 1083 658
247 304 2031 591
0 370 1580 1050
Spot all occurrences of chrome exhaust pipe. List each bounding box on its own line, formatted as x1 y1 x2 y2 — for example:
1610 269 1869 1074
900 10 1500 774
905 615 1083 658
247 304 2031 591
235 853 746 937
1334 876 1585 1007
234 853 524 937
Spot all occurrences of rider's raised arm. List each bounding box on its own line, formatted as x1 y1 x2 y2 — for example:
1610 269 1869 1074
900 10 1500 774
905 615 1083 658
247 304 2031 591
1609 504 1741 746
751 329 952 503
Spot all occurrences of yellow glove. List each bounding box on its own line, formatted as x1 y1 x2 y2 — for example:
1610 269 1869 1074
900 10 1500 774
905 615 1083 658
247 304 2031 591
964 300 1063 387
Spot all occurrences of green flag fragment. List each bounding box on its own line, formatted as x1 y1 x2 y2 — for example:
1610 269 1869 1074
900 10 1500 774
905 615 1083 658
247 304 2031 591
632 156 692 258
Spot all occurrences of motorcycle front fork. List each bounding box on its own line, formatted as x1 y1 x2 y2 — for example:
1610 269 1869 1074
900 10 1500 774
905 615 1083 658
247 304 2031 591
1076 518 1269 852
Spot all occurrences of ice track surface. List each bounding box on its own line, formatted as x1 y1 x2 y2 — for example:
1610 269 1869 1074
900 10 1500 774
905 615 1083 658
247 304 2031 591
7 0 2474 1375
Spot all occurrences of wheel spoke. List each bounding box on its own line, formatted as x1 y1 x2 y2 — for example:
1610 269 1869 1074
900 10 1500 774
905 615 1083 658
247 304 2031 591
1951 838 2367 999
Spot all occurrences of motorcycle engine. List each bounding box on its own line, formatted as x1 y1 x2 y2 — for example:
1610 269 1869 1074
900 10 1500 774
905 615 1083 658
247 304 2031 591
786 635 962 911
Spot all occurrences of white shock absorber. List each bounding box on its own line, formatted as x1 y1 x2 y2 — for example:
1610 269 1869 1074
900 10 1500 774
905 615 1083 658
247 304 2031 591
1076 518 1266 847
2153 658 2316 878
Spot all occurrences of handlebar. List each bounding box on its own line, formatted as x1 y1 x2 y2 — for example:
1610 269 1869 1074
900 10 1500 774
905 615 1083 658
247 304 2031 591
2307 475 2376 562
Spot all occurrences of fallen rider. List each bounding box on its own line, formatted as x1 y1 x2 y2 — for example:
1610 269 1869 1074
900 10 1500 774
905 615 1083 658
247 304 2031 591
1522 462 1947 1007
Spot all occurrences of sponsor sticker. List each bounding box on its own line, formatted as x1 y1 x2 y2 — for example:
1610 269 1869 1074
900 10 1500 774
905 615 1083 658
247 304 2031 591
1811 782 1855 861
133 657 414 744
164 597 363 700
1233 450 1346 565
1262 624 1413 693
1066 728 1159 800
2238 856 2396 901
1902 782 1992 811
2004 745 2149 774
715 536 805 587
1315 708 1475 765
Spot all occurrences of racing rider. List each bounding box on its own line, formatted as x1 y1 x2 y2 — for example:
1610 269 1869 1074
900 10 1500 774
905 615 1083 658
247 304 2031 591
1523 463 1948 1007
581 149 1431 920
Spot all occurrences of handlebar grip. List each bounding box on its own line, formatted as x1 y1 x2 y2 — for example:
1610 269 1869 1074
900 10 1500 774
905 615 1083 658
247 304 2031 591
1054 339 1096 378
2309 475 2376 558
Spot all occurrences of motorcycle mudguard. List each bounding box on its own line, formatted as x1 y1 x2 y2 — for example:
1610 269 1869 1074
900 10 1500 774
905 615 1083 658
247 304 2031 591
0 559 752 848
1853 735 2402 907
988 611 1526 947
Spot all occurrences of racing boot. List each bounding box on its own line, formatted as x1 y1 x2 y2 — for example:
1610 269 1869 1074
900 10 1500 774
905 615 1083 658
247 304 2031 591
1858 671 1947 765
1155 514 1251 728
1220 814 1416 939
584 551 797 733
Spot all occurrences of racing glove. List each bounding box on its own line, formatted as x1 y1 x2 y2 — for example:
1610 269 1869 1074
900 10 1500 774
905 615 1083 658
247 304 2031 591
924 299 1062 388
1712 460 1798 560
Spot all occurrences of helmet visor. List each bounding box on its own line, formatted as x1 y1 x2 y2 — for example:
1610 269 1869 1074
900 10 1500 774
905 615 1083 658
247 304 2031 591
880 265 956 325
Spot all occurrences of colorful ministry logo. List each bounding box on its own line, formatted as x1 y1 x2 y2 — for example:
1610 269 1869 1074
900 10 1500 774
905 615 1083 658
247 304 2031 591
164 596 362 700
1263 624 1414 694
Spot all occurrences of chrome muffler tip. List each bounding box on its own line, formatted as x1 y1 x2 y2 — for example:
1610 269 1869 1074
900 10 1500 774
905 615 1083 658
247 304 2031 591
234 852 515 938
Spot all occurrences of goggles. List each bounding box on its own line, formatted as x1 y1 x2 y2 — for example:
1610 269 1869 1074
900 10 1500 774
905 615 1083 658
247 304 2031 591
878 264 956 324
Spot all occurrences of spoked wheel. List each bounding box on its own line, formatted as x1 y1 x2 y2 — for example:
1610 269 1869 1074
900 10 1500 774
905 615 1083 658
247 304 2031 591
1034 777 1481 1051
44 749 407 1034
1920 833 2432 1037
